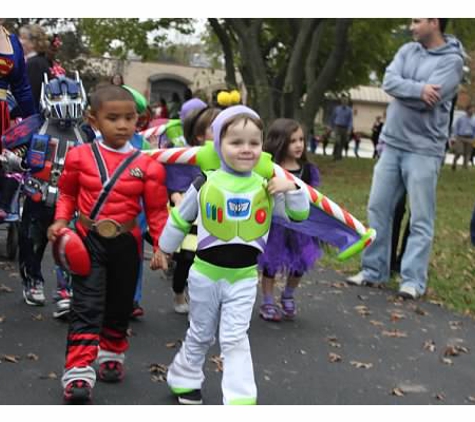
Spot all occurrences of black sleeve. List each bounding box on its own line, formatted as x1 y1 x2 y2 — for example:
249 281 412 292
26 56 51 107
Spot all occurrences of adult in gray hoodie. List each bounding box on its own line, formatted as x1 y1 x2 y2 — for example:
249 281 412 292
347 18 464 299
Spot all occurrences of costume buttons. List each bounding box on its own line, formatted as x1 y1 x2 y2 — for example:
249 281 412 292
255 209 266 224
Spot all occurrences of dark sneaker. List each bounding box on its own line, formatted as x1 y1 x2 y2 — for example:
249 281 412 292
98 361 124 383
63 379 92 404
177 389 203 405
23 280 45 306
53 288 72 319
130 301 144 319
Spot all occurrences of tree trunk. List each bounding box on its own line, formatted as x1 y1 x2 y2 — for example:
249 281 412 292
282 19 322 119
208 19 238 89
227 19 275 124
302 19 352 132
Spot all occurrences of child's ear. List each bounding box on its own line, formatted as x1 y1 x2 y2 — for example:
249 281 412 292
87 111 97 130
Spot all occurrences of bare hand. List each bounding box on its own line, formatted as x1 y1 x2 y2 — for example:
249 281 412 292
171 192 184 207
47 220 68 242
421 84 441 106
267 177 298 195
150 249 170 271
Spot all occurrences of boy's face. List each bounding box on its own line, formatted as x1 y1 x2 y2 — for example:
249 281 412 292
89 100 137 149
220 120 262 173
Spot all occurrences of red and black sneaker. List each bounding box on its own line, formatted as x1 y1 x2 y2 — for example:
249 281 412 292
130 302 144 319
63 379 92 404
98 361 124 383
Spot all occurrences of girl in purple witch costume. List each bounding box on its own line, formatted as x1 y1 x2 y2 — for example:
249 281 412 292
165 98 220 313
258 118 321 321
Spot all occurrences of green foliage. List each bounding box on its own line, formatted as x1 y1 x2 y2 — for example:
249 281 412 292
78 18 194 61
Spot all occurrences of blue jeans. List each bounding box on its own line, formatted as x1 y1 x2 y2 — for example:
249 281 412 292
361 145 442 295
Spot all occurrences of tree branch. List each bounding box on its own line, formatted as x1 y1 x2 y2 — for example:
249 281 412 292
208 18 238 88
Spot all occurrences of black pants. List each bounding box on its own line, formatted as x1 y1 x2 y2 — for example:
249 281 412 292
172 250 194 294
65 231 140 369
19 197 55 283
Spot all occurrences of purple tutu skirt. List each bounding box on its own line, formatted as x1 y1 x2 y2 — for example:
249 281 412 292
258 220 322 276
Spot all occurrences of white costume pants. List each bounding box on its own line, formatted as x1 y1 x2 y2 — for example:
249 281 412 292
167 265 258 404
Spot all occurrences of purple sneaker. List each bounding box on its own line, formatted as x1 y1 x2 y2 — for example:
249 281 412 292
259 303 282 322
280 295 296 319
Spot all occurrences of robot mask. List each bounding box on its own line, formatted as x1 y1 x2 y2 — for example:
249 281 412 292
40 71 87 126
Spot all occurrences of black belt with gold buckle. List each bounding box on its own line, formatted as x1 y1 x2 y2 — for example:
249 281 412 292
79 213 136 239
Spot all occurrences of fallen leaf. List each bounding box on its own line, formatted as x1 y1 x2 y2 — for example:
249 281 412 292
423 340 436 352
444 345 469 356
414 307 428 316
149 363 168 374
2 354 20 363
31 313 44 321
264 375 271 381
382 329 408 338
39 372 58 380
0 315 5 323
390 311 406 322
0 284 13 293
300 349 307 355
435 393 446 401
328 353 342 363
350 360 373 369
354 305 372 317
27 353 39 361
165 340 182 349
429 300 443 307
151 374 166 383
209 355 223 372
369 320 384 327
449 321 463 330
392 387 405 397
441 357 453 366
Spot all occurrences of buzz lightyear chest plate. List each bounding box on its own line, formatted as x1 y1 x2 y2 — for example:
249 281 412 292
199 176 272 242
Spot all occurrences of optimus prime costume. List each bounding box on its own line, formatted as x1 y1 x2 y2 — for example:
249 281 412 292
0 72 89 310
55 127 168 401
159 106 310 405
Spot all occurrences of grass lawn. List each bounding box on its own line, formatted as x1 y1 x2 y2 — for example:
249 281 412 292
311 154 475 317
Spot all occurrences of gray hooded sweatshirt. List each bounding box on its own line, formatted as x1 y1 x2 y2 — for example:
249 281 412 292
380 35 465 157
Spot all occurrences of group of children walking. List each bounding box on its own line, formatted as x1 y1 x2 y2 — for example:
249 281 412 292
38 83 323 405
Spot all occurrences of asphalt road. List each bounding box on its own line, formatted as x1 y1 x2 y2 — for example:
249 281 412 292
1 240 475 406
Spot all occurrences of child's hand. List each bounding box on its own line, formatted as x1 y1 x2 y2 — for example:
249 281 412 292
267 177 298 195
171 192 184 207
150 249 170 271
47 219 68 242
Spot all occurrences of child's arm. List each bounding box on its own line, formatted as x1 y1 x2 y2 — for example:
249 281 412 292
143 160 169 251
159 175 204 255
268 177 310 222
48 148 81 242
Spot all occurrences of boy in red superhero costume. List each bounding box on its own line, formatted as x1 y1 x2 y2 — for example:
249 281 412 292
47 85 169 404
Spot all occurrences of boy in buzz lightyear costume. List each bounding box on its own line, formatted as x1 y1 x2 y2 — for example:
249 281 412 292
159 105 309 405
